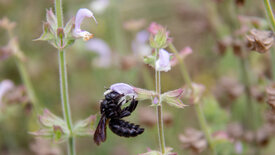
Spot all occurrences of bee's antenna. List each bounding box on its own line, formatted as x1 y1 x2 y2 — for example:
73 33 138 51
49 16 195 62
104 86 109 90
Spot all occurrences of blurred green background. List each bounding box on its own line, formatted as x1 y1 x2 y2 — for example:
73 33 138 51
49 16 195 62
1 0 274 154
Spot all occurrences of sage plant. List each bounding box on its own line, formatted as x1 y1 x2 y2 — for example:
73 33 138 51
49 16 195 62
31 1 97 155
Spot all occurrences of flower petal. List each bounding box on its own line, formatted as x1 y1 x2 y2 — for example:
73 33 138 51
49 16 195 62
0 80 14 106
109 83 137 98
156 49 171 72
73 8 97 41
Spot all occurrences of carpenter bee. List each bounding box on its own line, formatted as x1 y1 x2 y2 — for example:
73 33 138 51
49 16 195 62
93 90 144 145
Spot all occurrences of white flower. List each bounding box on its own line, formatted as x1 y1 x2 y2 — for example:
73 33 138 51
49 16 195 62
73 8 97 41
156 49 171 72
0 80 14 107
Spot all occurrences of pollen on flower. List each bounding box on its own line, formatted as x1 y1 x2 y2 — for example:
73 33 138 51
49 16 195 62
83 32 94 41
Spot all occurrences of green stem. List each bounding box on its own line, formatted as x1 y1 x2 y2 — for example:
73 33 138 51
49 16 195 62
168 43 216 155
55 0 75 154
194 104 216 154
15 59 41 113
155 49 166 154
263 0 275 31
58 51 73 131
239 57 258 130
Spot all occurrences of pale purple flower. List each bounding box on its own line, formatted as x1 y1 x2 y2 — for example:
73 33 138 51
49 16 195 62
90 0 109 14
235 141 243 154
153 97 159 104
73 8 97 41
156 49 171 72
106 83 137 98
0 80 14 107
86 38 111 68
132 30 151 57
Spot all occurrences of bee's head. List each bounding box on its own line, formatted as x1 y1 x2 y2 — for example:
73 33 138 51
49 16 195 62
104 89 124 102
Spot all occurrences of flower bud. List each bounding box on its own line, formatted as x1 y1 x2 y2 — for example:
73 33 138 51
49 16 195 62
149 28 168 49
57 27 65 39
161 88 187 108
30 109 69 142
73 114 96 136
133 87 157 101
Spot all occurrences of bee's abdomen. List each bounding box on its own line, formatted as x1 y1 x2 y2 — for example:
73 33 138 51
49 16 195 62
109 119 144 137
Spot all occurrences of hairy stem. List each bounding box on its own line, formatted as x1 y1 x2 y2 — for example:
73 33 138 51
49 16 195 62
263 0 275 31
55 0 75 154
169 43 217 155
155 49 166 154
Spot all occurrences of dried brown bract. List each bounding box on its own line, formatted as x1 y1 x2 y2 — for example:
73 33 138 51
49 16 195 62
4 85 30 105
213 77 244 102
227 122 244 140
235 0 245 7
266 83 275 111
214 36 232 56
179 128 207 153
246 29 274 53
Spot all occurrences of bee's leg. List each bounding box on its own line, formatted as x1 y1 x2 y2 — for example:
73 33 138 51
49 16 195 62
123 98 138 113
119 99 138 118
119 110 131 118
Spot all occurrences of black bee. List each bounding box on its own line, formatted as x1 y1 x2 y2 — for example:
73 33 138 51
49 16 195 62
93 90 144 145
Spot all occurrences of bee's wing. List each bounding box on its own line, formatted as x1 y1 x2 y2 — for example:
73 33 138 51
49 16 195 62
93 115 107 145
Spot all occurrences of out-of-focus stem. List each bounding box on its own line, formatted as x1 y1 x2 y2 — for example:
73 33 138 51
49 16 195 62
169 43 216 155
55 0 75 154
15 59 41 113
263 0 275 31
154 48 166 154
168 44 192 88
6 30 41 113
263 0 275 80
239 57 258 130
141 67 154 90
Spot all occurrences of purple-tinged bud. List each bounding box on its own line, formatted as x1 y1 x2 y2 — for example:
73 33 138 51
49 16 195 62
153 97 159 104
161 88 187 108
57 27 64 39
133 87 157 101
73 8 97 41
156 49 171 72
73 114 96 136
46 8 57 30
